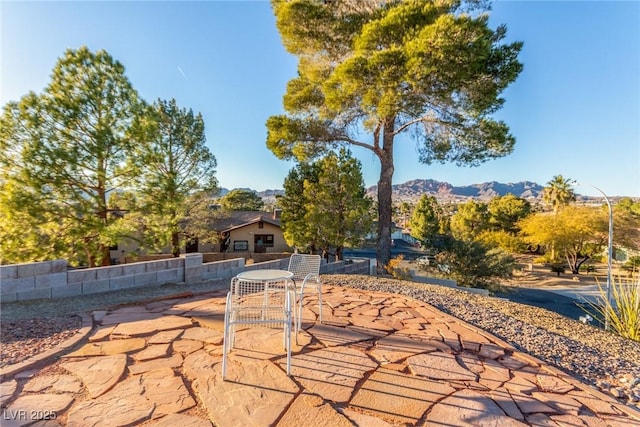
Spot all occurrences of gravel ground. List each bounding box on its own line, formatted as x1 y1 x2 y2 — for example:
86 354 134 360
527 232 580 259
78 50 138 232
1 274 639 406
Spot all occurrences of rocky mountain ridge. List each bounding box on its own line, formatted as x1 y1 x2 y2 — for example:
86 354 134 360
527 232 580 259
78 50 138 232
221 179 547 202
365 179 545 201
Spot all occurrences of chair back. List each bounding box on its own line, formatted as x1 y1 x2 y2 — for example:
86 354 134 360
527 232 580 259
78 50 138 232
228 276 292 327
287 254 321 281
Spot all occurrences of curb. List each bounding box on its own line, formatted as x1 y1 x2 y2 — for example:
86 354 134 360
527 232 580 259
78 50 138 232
0 312 93 381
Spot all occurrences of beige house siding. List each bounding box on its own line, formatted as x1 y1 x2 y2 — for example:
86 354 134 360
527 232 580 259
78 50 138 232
109 210 290 263
226 221 290 254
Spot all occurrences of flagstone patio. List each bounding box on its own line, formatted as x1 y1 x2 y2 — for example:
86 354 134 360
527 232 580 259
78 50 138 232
1 284 640 426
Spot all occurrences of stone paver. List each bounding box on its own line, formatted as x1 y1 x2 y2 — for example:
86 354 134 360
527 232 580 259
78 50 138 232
408 351 477 381
286 346 378 403
60 354 127 398
63 338 146 357
350 367 455 424
22 375 82 394
277 393 353 427
4 394 74 426
194 361 298 427
1 284 639 427
110 314 193 337
425 389 528 426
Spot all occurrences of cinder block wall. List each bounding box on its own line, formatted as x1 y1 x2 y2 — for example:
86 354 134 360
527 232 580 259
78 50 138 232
0 255 370 302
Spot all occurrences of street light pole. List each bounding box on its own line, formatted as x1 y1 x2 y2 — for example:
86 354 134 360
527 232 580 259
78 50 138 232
574 182 613 330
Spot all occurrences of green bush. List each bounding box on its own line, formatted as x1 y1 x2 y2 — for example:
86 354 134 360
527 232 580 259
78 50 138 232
436 239 515 292
579 264 596 273
550 264 565 276
621 256 640 272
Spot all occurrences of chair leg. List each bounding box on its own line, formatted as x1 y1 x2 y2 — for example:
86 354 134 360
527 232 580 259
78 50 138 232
317 282 323 323
285 308 292 376
297 287 305 334
222 311 230 380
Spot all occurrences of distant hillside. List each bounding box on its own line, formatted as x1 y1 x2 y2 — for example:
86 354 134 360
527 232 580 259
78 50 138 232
218 180 543 203
221 180 625 203
366 179 545 201
217 188 284 203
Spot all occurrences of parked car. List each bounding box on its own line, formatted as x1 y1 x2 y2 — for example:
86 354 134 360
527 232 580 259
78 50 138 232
414 255 435 268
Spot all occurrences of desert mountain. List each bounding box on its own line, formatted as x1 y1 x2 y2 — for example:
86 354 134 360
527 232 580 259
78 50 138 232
220 179 546 203
365 179 545 201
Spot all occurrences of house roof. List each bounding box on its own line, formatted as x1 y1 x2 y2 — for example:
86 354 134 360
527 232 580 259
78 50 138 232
212 210 282 233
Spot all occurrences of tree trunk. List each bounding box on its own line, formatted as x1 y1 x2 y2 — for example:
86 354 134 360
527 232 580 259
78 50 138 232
100 245 111 267
336 246 343 261
375 118 395 274
571 255 590 275
172 232 180 257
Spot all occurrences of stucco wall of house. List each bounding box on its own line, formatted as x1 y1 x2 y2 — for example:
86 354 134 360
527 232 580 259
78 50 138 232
228 222 290 253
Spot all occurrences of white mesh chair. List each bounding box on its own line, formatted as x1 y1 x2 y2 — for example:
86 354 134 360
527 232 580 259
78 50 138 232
222 276 293 380
287 254 322 331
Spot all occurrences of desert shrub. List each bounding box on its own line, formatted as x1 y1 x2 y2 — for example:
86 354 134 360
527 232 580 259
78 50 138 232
622 256 640 272
436 239 515 292
550 264 565 276
579 264 596 273
582 275 640 341
385 255 412 281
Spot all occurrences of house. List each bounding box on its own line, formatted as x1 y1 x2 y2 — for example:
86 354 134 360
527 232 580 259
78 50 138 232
109 209 291 263
207 209 291 255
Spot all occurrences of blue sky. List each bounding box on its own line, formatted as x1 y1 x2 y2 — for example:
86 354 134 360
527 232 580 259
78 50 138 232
1 1 639 198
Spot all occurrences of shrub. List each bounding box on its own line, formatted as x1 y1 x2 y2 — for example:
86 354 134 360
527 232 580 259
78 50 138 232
582 275 640 342
621 256 640 272
579 264 596 273
550 264 565 276
385 255 412 281
436 239 515 292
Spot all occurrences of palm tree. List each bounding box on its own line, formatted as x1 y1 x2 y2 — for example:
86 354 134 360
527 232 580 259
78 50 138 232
542 174 576 261
543 175 576 214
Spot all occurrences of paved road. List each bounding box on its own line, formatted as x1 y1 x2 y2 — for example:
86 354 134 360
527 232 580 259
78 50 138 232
495 286 602 327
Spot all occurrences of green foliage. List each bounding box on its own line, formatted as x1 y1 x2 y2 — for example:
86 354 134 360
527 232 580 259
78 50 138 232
268 0 523 270
583 276 640 342
449 200 489 241
220 189 264 211
622 256 640 272
436 238 515 291
549 263 566 276
0 47 146 266
280 149 373 259
131 98 218 257
477 230 528 253
617 197 640 217
487 194 531 233
279 162 321 251
518 205 608 273
613 203 640 251
408 195 441 244
0 50 221 266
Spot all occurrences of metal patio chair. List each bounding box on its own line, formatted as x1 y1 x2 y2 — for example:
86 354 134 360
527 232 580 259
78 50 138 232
287 253 322 332
222 276 293 380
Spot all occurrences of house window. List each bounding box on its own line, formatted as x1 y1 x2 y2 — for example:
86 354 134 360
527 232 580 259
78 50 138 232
233 240 248 251
258 221 264 229
254 234 274 248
